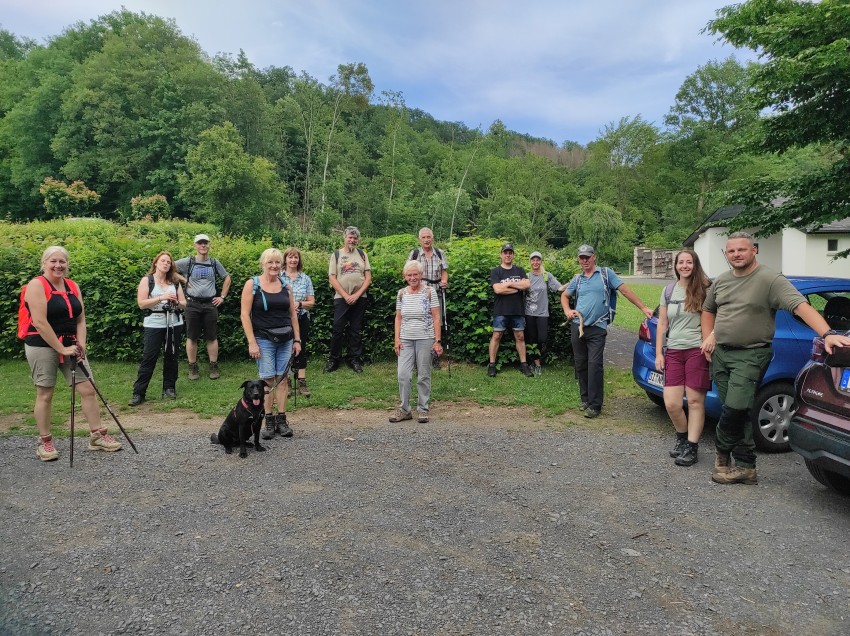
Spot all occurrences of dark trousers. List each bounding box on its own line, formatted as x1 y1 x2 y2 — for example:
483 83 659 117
571 323 607 410
133 324 182 397
525 315 549 364
329 297 367 362
292 313 311 371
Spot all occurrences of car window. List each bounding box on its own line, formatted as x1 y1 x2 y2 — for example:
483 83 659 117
798 291 850 331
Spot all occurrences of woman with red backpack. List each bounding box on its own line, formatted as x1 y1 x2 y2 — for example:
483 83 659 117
22 246 122 462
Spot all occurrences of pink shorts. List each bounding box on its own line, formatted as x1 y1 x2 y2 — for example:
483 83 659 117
664 347 711 392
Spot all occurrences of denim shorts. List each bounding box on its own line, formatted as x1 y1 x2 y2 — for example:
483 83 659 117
493 315 525 332
256 337 294 379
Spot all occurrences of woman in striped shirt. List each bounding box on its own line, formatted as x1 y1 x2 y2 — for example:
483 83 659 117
390 261 443 423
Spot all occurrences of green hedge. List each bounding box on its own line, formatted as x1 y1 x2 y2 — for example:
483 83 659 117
0 220 580 365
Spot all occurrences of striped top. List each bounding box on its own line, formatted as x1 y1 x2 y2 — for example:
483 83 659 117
396 286 439 340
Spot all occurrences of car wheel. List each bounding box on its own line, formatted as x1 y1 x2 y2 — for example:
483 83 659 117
751 382 795 453
804 460 850 496
645 391 665 408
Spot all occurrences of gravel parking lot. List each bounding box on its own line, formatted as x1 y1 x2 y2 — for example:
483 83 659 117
2 386 849 636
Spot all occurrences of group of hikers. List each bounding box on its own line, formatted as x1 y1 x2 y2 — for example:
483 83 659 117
20 228 850 485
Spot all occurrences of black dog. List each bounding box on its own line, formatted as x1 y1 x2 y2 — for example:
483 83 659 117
210 380 267 458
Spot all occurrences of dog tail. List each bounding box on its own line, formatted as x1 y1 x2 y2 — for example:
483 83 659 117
210 433 220 445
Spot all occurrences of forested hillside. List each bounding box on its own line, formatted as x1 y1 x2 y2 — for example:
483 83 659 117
0 5 843 263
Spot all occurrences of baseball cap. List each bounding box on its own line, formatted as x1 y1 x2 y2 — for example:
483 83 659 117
194 234 210 243
501 243 515 253
529 251 543 260
577 244 595 257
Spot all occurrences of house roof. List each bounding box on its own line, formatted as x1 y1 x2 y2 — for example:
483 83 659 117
683 203 850 247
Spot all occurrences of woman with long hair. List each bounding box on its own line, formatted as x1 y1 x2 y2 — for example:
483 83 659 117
282 247 315 398
655 249 712 466
129 251 186 405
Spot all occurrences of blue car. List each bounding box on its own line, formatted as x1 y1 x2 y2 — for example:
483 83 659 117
632 276 850 453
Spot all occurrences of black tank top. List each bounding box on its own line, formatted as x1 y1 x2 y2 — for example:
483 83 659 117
251 283 292 333
25 278 83 347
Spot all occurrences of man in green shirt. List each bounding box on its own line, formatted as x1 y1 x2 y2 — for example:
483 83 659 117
701 232 850 485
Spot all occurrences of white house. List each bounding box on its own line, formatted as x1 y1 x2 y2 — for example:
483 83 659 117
684 205 850 279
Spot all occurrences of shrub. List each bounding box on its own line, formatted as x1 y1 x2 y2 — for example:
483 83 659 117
0 220 579 365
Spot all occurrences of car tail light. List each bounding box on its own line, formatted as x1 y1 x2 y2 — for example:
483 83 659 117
810 337 825 362
639 320 651 342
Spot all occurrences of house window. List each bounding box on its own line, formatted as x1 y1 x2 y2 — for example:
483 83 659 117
828 239 838 252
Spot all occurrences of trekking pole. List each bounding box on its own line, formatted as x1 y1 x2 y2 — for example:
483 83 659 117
440 287 451 377
69 355 77 467
74 359 139 454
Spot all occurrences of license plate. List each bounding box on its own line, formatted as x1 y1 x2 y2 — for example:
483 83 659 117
841 368 850 391
647 371 664 388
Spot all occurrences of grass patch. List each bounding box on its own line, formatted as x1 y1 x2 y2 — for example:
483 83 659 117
615 283 663 332
0 357 643 437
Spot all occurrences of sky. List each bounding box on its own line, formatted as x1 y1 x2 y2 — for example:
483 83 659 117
1 0 754 146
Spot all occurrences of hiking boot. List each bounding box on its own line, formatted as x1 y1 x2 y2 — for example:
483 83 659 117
670 436 689 458
162 388 176 400
262 414 277 440
675 443 698 466
348 359 363 373
188 362 200 381
713 452 732 477
276 413 293 438
208 362 220 380
487 363 497 378
584 408 600 419
711 465 758 485
88 428 122 452
324 358 339 373
128 394 144 406
298 378 311 398
578 401 589 411
389 408 412 423
519 362 534 378
37 435 59 462
534 365 542 376
417 411 429 423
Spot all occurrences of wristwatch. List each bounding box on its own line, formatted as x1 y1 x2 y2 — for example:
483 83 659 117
822 329 844 337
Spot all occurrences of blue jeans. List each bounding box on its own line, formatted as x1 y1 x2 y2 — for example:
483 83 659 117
256 337 294 379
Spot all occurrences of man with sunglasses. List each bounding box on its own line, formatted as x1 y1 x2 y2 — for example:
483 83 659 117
562 244 652 418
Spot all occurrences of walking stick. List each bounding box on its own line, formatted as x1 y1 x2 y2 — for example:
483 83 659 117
74 359 139 454
440 287 451 377
69 355 77 467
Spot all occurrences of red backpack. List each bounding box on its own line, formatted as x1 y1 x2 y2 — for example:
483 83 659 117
17 275 80 339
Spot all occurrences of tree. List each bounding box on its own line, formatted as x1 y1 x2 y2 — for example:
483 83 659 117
664 57 758 216
706 0 850 240
568 201 630 264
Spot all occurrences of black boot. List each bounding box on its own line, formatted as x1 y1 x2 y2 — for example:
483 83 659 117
276 412 293 438
675 442 699 466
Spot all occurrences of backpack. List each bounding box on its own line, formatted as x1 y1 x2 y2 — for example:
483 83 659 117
143 275 180 316
252 275 290 311
18 276 80 339
410 247 443 262
663 282 683 308
333 248 366 267
571 267 618 326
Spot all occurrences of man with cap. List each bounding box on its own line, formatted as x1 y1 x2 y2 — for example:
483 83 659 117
326 226 371 373
488 243 534 378
176 234 231 380
525 251 565 375
562 244 652 417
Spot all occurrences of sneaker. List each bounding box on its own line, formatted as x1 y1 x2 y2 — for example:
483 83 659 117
584 408 600 419
675 443 698 466
324 359 339 373
578 401 589 411
162 388 176 400
88 429 122 452
487 363 497 378
389 408 412 423
670 436 689 458
276 413 293 438
519 362 534 378
37 436 59 462
188 362 200 381
208 362 220 380
417 411 429 423
298 378 311 398
262 414 277 440
128 394 144 406
713 451 732 477
711 465 757 485
348 359 363 373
